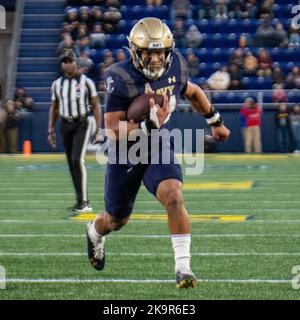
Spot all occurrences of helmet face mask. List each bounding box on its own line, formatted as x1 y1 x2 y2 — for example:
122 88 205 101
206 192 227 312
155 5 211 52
127 18 174 80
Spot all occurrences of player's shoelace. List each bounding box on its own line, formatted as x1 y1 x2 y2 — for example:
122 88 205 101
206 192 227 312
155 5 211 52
93 237 105 260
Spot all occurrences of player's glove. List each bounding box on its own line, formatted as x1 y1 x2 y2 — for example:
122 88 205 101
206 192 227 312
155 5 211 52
139 96 170 135
139 117 159 136
92 128 103 145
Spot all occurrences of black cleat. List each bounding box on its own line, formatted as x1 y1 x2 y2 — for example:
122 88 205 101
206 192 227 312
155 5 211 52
67 202 80 211
86 221 105 270
75 201 93 213
176 270 197 289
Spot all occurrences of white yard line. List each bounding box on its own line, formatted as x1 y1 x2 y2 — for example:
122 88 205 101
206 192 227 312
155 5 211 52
4 278 291 284
0 252 299 257
0 233 300 238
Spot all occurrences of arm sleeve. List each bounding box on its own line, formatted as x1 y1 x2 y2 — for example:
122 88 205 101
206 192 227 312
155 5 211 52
104 69 131 112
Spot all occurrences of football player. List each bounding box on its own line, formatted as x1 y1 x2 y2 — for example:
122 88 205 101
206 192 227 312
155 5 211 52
86 17 230 288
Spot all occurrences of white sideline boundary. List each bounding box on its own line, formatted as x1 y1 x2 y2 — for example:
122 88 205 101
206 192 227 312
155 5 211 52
5 278 291 284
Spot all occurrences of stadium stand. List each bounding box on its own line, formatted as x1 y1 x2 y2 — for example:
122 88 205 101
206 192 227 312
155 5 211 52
11 0 300 152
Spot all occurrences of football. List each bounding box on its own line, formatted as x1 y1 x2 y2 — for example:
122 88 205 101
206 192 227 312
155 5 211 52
127 93 164 122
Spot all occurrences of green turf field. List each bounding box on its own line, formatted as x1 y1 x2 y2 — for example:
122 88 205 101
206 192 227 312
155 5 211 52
0 153 300 300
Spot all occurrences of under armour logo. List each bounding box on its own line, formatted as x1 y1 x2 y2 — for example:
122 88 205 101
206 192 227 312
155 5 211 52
168 76 176 84
0 5 6 30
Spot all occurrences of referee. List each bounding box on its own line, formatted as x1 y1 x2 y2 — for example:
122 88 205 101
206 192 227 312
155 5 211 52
47 50 102 212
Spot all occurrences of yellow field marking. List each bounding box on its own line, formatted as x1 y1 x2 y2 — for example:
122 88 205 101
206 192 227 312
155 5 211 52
71 213 250 222
0 154 99 161
183 181 253 190
215 154 288 160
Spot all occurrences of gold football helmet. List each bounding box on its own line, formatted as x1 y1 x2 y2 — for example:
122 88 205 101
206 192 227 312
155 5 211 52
127 17 174 80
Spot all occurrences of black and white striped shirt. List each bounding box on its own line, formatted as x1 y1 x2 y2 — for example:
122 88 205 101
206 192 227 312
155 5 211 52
51 74 98 119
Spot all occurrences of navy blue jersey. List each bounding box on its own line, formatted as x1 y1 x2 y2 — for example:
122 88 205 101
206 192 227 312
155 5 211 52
103 51 186 216
104 50 189 118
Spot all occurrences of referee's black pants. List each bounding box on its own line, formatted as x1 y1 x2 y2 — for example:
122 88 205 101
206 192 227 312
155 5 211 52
60 117 91 204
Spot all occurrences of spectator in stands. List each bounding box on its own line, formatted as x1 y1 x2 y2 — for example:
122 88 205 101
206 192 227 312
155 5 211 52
239 33 253 48
14 87 26 106
14 87 35 112
290 104 300 153
172 18 186 48
103 6 122 33
215 0 230 20
3 99 20 153
76 35 91 56
91 6 103 25
185 25 203 48
22 97 35 112
98 63 106 80
228 48 244 69
61 22 78 40
0 105 5 153
257 0 274 19
115 49 126 62
79 6 92 29
170 0 192 21
272 66 285 85
256 49 272 77
286 66 300 89
288 25 300 47
64 7 79 24
243 51 258 75
272 83 287 104
57 33 79 56
146 0 164 6
254 19 278 47
105 0 121 8
198 0 215 19
90 23 106 48
240 97 262 153
77 50 94 75
228 63 244 90
207 66 231 90
274 23 288 48
186 51 200 77
98 50 115 79
229 0 258 20
77 22 89 38
228 0 244 19
275 103 290 153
